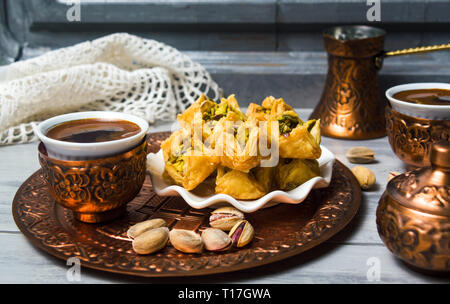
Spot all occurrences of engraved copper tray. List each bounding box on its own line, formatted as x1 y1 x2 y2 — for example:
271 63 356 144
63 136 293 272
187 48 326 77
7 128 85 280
12 132 361 277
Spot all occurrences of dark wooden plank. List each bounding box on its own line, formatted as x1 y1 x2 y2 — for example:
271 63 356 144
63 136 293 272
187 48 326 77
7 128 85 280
21 0 277 26
6 0 450 52
278 0 426 24
7 0 277 50
0 0 20 64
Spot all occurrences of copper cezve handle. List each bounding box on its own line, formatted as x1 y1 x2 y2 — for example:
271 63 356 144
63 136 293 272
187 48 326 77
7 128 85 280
375 43 450 69
384 43 450 57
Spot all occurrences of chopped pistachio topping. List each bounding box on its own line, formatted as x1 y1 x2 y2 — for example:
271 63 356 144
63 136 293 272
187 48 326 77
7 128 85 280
201 99 245 122
168 143 191 173
256 107 271 114
168 155 185 172
278 114 300 135
236 127 250 148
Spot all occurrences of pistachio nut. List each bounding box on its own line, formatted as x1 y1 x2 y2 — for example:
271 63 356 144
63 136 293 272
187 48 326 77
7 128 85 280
132 227 169 255
388 171 401 181
201 228 232 252
352 166 376 190
169 229 203 253
228 220 254 247
127 218 166 239
346 146 375 164
209 207 245 231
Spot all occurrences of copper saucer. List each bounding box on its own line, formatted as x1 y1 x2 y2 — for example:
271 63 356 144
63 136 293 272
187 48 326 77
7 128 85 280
12 132 361 277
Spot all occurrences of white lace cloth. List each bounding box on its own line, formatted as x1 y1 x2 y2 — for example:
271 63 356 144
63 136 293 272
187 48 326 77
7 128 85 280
0 33 221 145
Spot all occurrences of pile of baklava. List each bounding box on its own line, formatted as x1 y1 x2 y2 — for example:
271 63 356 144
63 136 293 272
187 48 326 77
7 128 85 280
161 94 322 199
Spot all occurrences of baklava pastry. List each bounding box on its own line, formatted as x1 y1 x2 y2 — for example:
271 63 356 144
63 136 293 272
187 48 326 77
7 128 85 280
261 96 295 119
215 166 274 199
177 94 246 143
161 129 219 190
213 113 261 172
246 102 271 122
304 119 321 145
275 158 320 191
158 93 324 197
247 97 320 158
277 111 321 159
246 96 294 122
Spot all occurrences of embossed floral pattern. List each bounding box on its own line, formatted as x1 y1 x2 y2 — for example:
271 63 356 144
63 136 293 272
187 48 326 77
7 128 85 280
310 36 386 139
377 193 450 271
12 133 361 277
38 140 147 216
386 107 450 166
391 169 449 210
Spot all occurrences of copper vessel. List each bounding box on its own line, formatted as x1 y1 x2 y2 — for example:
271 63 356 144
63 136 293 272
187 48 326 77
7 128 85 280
38 137 148 223
386 106 450 167
376 141 450 272
14 132 362 277
310 25 450 140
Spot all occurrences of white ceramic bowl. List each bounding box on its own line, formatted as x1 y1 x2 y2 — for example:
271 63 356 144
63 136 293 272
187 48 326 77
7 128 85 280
146 146 335 213
386 82 450 120
36 111 149 160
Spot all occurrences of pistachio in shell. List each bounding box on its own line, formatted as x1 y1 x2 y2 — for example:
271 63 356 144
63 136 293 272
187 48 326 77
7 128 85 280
388 171 401 181
201 228 232 252
352 166 376 190
346 146 375 164
127 218 166 239
169 229 203 253
209 206 245 231
228 220 254 247
132 227 169 255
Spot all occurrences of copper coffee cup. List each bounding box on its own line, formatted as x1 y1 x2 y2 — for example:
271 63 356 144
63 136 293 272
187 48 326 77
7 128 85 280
386 107 450 167
385 83 450 167
38 137 148 224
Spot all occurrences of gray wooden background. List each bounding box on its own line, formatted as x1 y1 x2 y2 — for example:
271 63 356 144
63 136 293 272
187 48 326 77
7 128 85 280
0 0 449 283
1 0 450 108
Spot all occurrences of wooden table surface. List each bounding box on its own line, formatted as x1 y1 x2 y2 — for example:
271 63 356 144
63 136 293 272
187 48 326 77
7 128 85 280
0 109 448 284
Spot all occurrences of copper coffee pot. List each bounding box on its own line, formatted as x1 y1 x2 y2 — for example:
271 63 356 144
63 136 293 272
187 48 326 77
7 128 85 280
310 25 450 140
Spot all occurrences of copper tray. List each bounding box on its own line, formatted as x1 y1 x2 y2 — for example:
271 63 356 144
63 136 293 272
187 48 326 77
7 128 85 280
12 132 361 277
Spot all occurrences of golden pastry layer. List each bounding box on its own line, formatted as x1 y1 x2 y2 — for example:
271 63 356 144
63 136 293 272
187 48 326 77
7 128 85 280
161 94 322 199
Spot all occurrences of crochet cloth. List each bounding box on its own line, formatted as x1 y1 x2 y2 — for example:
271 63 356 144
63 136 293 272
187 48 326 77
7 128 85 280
0 33 220 145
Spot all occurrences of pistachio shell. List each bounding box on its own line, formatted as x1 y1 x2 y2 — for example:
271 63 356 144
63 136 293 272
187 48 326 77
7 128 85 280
132 227 169 255
127 218 166 239
201 228 232 251
169 229 203 253
346 146 375 164
229 220 254 247
352 166 376 190
211 206 244 217
388 171 402 181
209 207 245 231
